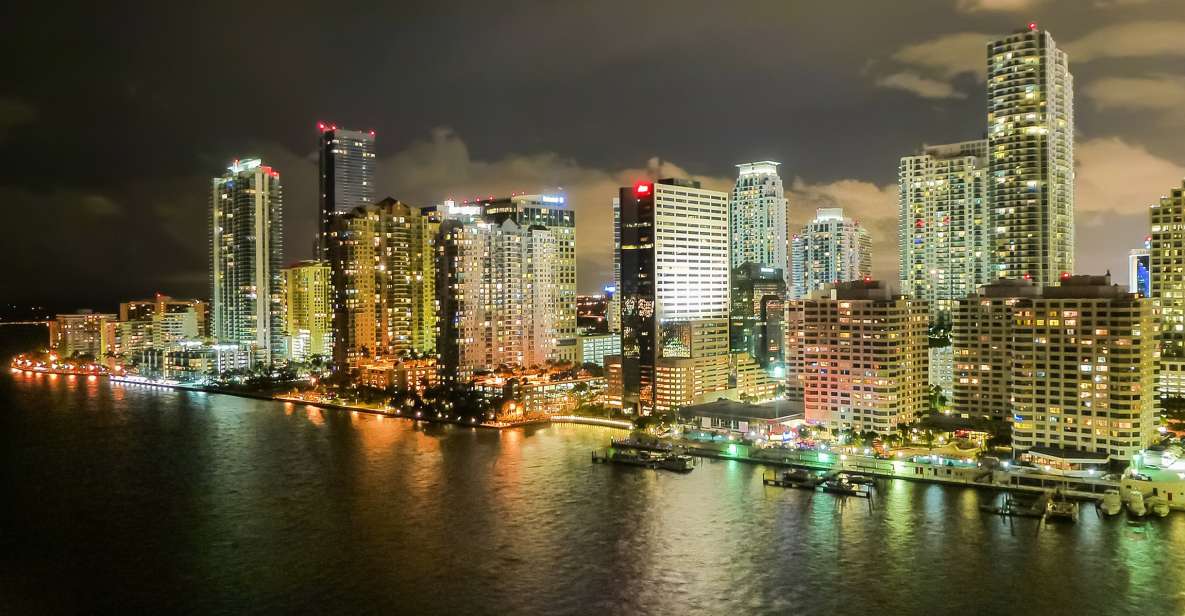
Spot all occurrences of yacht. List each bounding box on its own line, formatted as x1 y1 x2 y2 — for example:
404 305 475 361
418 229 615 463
1100 490 1122 516
1127 490 1147 517
1148 496 1170 518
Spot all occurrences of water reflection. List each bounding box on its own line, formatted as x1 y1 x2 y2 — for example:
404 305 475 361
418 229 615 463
1 369 1183 615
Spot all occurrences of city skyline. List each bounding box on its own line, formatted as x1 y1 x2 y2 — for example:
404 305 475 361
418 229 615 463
5 2 1185 308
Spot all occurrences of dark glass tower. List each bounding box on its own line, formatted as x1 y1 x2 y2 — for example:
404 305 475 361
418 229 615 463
317 123 375 256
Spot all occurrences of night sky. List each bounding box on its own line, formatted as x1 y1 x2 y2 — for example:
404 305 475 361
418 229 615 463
3 0 1184 309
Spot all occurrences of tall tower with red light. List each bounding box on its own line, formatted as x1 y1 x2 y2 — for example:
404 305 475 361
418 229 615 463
986 25 1074 286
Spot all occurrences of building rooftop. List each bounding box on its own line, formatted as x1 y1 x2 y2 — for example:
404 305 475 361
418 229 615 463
683 398 804 422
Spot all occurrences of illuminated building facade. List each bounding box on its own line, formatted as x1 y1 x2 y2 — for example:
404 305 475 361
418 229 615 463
210 158 285 364
473 194 578 363
987 24 1074 286
952 279 1041 421
437 216 561 376
729 161 788 285
317 124 375 256
1008 275 1156 463
281 260 333 362
49 311 116 358
120 295 209 338
790 208 871 300
327 198 436 368
619 179 730 414
898 140 990 319
798 280 928 434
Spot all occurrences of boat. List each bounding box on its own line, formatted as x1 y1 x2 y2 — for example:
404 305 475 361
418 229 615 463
822 475 871 498
1100 490 1123 516
1045 490 1079 523
655 454 695 473
1127 490 1147 517
592 449 659 468
762 468 820 489
1148 496 1170 518
784 468 820 485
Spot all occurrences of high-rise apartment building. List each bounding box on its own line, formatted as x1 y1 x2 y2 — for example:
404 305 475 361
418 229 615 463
326 198 437 368
730 263 786 374
955 275 1157 464
899 140 991 318
619 179 730 414
1010 276 1155 464
474 194 578 364
608 196 622 334
281 261 333 362
730 162 788 283
790 208 870 300
987 24 1074 286
1150 182 1185 357
317 124 376 256
210 158 285 364
436 216 561 376
1149 182 1185 398
797 280 928 434
952 279 1042 421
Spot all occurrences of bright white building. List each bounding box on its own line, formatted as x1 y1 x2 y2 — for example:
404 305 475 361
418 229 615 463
730 161 788 283
618 179 731 414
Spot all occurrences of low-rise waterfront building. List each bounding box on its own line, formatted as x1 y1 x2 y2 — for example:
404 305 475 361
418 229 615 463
163 342 254 382
359 357 439 396
682 398 805 443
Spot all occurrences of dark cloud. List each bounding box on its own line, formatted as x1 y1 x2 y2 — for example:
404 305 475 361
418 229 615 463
2 0 1184 308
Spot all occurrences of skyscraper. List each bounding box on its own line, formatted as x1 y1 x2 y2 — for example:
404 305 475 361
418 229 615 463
618 179 730 414
608 196 622 334
1149 181 1185 397
730 161 788 282
790 208 871 300
281 261 333 362
210 158 285 364
899 140 990 318
326 198 436 368
317 124 376 256
987 24 1074 286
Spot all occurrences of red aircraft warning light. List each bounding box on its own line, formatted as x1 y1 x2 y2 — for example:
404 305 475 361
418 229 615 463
635 183 651 195
1028 22 1038 31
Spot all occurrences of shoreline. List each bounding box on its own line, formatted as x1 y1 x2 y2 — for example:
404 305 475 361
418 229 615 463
13 367 618 432
13 366 1182 511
